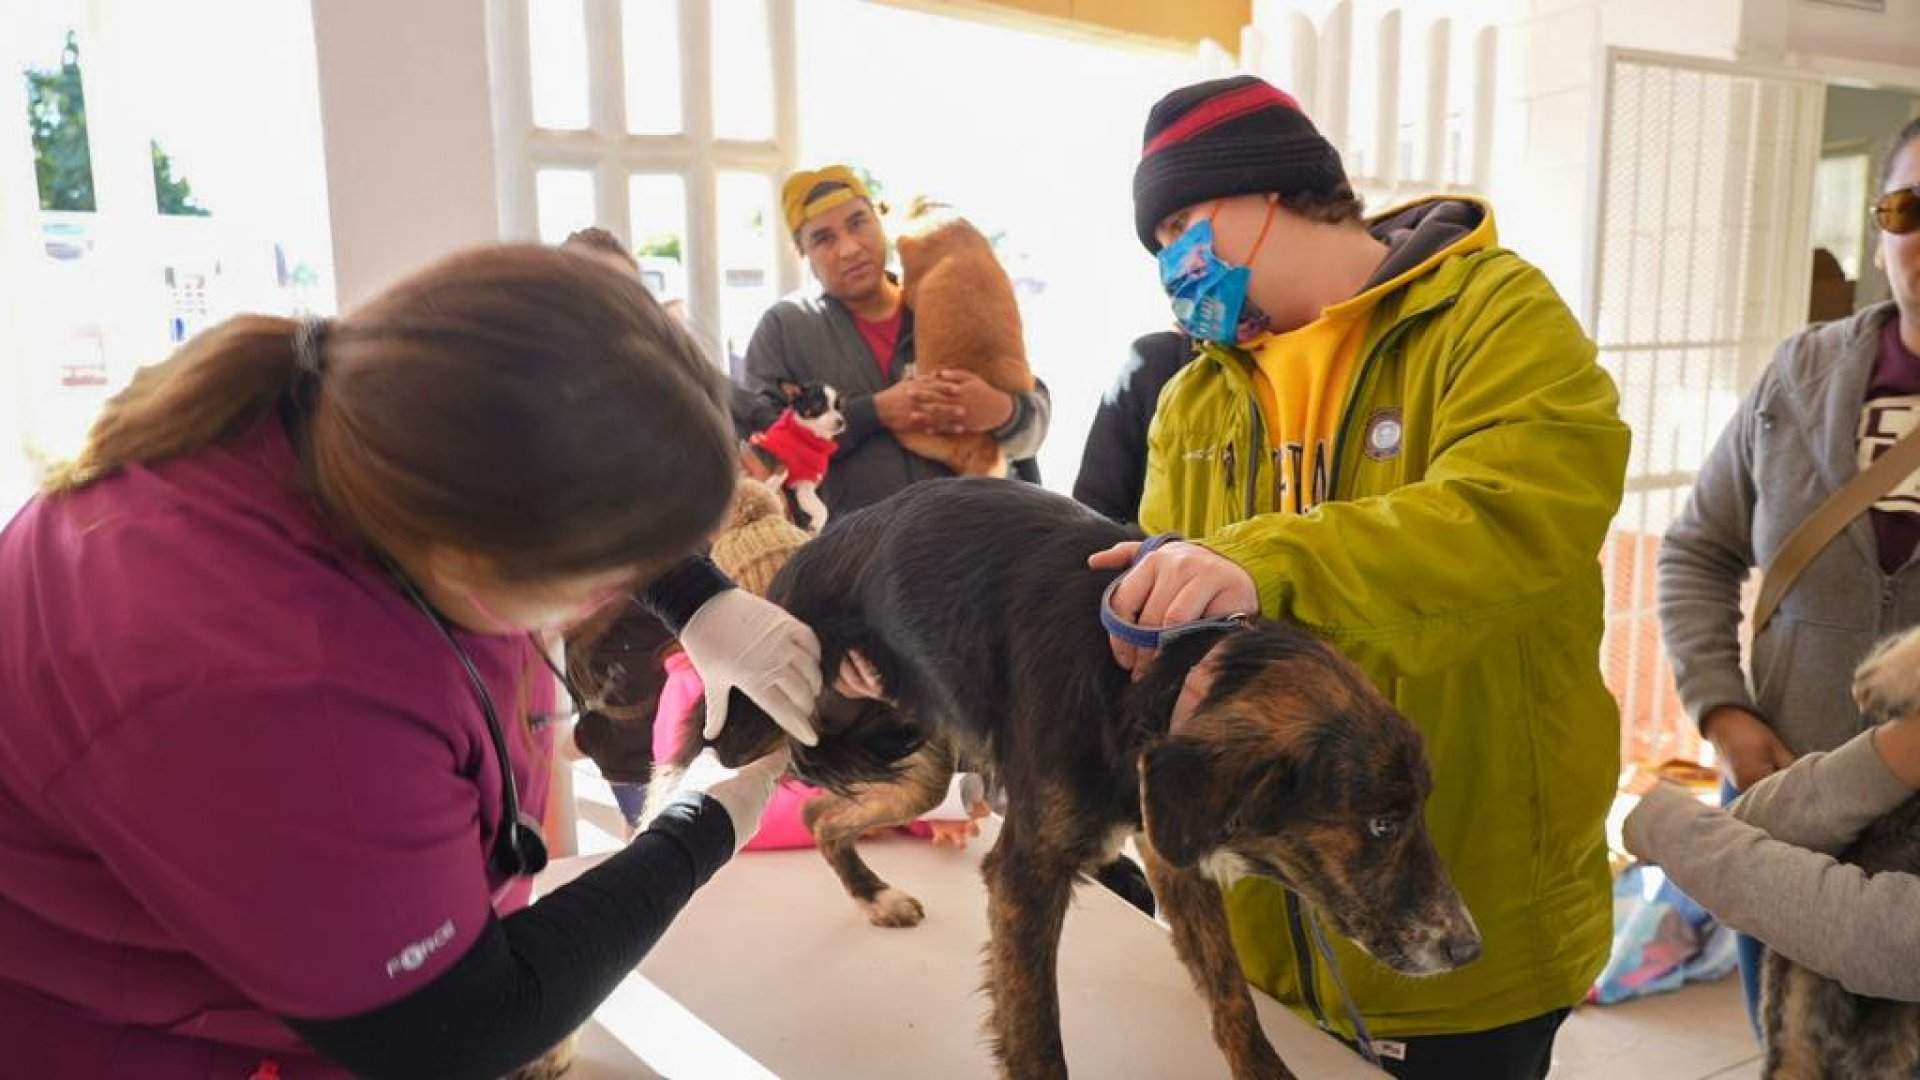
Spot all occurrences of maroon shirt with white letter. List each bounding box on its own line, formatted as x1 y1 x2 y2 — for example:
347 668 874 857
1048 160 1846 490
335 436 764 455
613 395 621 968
1859 318 1920 574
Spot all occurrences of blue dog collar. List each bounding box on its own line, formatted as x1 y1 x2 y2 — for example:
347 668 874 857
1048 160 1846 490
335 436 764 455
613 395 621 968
1098 533 1251 651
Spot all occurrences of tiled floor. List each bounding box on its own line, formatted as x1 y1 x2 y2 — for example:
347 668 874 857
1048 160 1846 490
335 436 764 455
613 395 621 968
1551 975 1761 1079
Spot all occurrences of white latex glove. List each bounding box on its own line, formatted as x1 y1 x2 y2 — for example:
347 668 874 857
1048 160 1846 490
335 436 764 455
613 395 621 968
678 746 792 856
679 588 821 745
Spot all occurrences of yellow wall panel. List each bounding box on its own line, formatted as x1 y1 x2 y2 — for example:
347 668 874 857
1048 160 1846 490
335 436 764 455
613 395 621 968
875 0 1248 54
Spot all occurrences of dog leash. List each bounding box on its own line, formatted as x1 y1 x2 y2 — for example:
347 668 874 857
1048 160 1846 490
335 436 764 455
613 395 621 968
1098 533 1251 649
1304 901 1381 1068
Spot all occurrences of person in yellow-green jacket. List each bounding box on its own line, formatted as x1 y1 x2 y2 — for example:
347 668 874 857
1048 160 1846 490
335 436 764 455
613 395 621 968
1094 76 1630 1080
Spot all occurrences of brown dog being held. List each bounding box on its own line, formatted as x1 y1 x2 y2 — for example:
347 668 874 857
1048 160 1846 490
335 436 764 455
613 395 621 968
894 196 1034 478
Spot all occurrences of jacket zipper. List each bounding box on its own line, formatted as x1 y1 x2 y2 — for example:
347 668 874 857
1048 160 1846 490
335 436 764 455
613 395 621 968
1245 397 1263 518
1223 441 1237 498
1327 296 1458 499
1284 890 1330 1031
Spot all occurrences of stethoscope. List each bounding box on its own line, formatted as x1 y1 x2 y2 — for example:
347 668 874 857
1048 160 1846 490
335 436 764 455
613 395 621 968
390 570 588 881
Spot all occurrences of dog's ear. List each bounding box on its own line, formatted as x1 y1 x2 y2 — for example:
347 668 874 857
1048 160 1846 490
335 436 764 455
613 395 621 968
1139 737 1236 869
778 379 804 403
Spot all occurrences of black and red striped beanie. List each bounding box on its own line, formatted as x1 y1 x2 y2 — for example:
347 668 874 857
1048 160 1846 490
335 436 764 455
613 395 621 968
1132 76 1348 253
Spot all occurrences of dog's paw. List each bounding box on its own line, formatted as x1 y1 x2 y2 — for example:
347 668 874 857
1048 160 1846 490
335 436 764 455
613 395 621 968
861 887 926 928
1854 628 1920 720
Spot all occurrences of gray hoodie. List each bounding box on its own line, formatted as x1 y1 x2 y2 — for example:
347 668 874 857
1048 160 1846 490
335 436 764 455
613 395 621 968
1659 302 1920 755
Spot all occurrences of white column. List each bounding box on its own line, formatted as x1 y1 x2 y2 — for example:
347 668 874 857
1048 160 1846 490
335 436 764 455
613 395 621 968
1372 9 1401 188
770 0 800 296
586 0 631 247
309 0 503 310
487 0 539 241
1422 19 1451 188
678 0 720 346
1317 1 1352 167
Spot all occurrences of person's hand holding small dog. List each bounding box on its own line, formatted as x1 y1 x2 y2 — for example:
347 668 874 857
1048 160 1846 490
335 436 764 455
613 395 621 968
1088 540 1259 678
873 380 939 435
918 370 1014 435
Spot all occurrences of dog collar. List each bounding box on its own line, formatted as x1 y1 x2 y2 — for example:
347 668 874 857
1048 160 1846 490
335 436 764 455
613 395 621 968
1098 533 1251 651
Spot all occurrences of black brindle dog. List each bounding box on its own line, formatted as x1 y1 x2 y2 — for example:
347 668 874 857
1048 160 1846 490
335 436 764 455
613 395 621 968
685 478 1481 1079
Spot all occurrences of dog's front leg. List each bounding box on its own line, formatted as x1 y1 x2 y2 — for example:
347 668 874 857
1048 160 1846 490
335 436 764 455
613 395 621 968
793 481 828 533
804 744 955 928
1139 839 1294 1080
981 831 1076 1080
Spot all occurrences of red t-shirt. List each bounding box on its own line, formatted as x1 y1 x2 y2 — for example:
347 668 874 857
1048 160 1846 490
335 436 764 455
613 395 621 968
1859 318 1920 574
854 305 905 379
0 420 554 1078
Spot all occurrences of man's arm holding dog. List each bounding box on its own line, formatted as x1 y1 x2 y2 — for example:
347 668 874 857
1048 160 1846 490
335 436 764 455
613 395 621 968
1135 260 1629 680
916 370 1051 457
743 306 925 455
994 377 1052 461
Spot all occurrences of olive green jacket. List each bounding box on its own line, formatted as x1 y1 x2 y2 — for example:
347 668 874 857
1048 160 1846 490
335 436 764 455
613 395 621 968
1141 199 1630 1037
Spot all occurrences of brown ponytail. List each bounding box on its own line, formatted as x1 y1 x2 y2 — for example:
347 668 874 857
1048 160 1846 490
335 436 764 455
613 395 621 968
46 244 737 583
42 315 308 493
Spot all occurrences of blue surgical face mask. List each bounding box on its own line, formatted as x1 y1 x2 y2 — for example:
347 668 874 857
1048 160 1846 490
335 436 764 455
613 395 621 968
1157 208 1275 345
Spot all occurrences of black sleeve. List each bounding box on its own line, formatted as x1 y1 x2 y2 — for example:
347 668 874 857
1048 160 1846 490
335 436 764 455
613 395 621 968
639 555 733 633
284 793 734 1080
1072 384 1146 523
741 308 802 426
1072 332 1190 525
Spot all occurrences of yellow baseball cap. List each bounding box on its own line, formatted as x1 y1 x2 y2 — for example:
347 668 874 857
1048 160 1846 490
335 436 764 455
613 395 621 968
781 164 871 234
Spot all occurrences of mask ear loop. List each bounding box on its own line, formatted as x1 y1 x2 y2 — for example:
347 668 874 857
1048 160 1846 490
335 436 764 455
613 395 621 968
1244 197 1280 267
1202 197 1280 266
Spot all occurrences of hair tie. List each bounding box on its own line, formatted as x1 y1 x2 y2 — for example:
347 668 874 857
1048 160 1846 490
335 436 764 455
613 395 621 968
294 316 333 379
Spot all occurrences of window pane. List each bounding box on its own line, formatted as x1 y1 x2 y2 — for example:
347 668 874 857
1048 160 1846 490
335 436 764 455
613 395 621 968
623 0 681 134
712 0 774 141
628 173 688 302
717 171 776 361
24 27 96 212
536 168 596 244
1813 153 1869 281
152 140 211 217
529 0 590 130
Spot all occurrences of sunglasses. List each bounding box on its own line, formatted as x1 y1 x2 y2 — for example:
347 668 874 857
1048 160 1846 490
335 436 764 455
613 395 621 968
1875 185 1920 236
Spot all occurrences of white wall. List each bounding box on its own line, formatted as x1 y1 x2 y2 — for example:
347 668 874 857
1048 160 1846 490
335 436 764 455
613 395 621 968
309 0 504 310
1784 0 1920 72
1487 0 1769 318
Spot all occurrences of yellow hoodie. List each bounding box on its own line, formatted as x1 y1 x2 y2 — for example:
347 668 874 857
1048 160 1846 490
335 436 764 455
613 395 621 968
1247 198 1493 514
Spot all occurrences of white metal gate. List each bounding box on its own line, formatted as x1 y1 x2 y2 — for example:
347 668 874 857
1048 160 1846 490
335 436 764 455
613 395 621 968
1590 50 1824 765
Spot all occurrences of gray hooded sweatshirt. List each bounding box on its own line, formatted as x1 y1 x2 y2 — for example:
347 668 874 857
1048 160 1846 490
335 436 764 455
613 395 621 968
1659 302 1920 756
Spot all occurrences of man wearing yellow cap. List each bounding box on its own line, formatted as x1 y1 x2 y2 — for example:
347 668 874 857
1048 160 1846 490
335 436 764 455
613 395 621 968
738 165 1050 517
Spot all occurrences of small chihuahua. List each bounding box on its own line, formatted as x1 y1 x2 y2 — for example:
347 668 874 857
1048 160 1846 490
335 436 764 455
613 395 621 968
746 380 844 532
